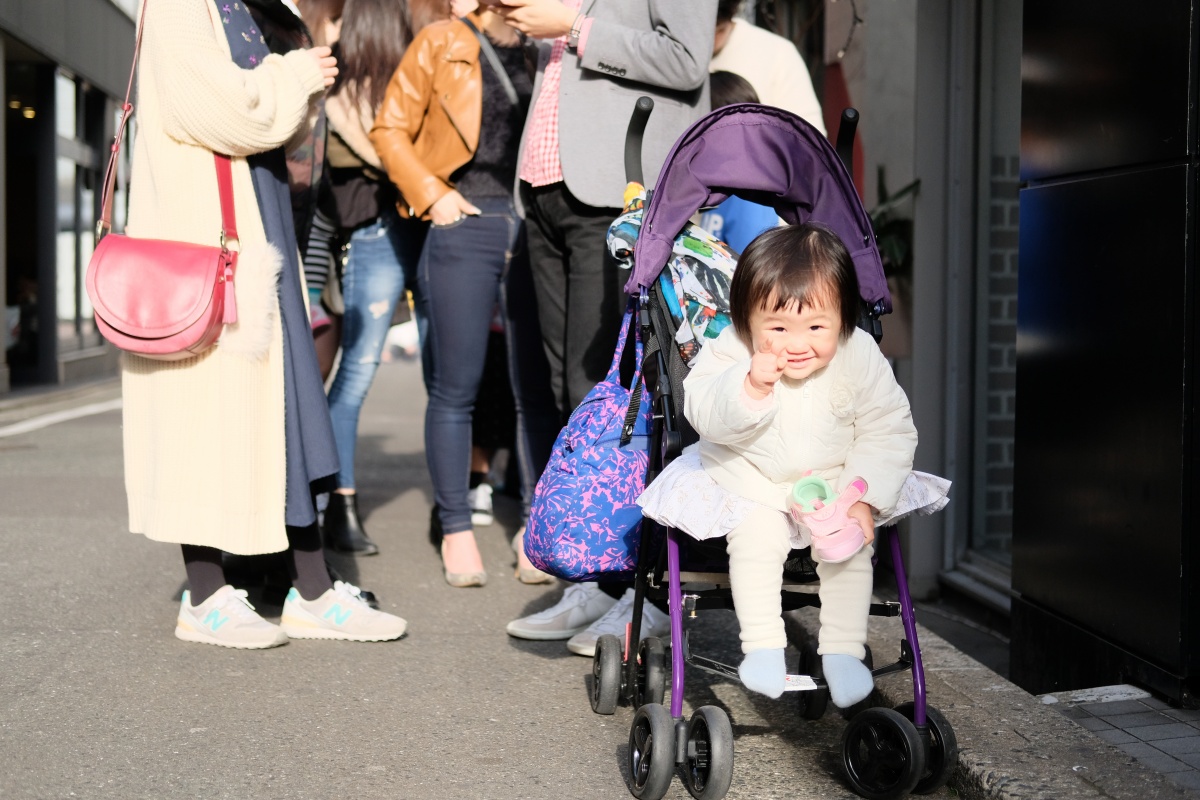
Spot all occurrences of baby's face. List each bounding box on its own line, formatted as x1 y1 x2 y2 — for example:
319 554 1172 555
747 296 841 381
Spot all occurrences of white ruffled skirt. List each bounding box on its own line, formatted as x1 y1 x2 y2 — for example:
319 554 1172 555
636 447 951 550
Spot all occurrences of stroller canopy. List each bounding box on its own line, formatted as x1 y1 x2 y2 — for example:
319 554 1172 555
626 104 891 315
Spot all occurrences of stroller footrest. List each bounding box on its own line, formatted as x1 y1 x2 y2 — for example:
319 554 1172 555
686 648 825 692
784 674 820 691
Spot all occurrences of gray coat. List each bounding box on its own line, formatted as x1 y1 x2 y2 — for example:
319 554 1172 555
516 0 718 212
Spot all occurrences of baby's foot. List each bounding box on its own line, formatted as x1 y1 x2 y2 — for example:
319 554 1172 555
738 648 787 698
822 653 874 708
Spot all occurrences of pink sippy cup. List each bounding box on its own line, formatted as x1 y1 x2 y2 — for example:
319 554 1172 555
788 476 869 563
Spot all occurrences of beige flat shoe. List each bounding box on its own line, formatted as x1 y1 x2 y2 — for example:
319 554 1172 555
441 535 487 588
512 527 555 585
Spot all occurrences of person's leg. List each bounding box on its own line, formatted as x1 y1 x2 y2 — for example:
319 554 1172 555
557 186 625 412
501 216 559 583
420 203 510 584
394 216 432 389
502 225 561 523
522 183 572 419
286 523 334 601
176 545 288 649
326 214 409 492
181 544 225 605
324 213 409 554
725 506 794 698
814 545 875 707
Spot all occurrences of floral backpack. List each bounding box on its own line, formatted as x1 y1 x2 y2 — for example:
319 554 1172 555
523 305 652 582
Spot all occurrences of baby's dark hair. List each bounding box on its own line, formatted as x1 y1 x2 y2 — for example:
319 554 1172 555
729 223 861 342
710 70 759 109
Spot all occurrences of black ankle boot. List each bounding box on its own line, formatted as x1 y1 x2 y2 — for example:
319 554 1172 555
323 492 379 555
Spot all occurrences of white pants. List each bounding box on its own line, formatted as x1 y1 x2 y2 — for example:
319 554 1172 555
725 504 874 659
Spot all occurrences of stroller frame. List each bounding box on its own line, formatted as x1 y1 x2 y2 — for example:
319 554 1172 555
588 103 958 800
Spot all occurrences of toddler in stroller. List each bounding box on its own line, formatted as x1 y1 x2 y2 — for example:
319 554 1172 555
584 101 954 800
638 221 923 707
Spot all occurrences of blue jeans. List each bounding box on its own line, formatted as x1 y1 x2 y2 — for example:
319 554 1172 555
327 209 426 489
421 196 558 534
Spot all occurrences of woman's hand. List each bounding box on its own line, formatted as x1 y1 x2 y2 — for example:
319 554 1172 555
491 0 577 39
429 190 481 226
306 46 339 88
744 336 787 399
847 501 876 547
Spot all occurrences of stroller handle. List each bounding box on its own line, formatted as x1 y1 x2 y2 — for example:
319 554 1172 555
836 107 859 172
624 96 655 186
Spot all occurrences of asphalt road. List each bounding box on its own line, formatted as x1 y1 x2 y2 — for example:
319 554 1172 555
0 356 956 799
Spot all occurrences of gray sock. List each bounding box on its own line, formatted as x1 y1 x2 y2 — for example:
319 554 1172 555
823 653 874 708
739 648 787 698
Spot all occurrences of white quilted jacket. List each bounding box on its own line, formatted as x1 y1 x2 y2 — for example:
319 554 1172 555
683 326 917 516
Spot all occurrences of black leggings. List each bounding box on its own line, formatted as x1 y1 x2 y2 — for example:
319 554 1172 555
182 523 331 605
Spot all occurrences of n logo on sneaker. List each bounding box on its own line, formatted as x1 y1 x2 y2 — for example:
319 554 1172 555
323 604 352 625
203 609 230 632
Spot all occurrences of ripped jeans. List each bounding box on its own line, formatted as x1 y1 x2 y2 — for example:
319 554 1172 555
327 208 425 489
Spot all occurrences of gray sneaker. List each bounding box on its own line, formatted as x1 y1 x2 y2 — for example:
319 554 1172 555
175 586 289 650
566 587 671 657
505 582 618 640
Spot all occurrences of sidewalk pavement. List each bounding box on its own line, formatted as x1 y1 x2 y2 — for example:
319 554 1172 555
1 358 1197 799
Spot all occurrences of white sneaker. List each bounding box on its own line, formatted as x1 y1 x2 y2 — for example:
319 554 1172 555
505 582 617 640
175 585 289 650
566 588 671 657
281 581 407 642
467 484 495 527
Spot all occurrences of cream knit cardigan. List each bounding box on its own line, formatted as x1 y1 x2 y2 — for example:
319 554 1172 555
121 0 325 555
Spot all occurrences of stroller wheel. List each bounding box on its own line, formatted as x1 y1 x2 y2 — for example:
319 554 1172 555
628 703 675 800
591 634 623 715
683 706 734 800
841 707 926 800
797 641 829 720
635 637 666 708
893 703 958 794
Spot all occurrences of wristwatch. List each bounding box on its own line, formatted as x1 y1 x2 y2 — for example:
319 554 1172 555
568 13 585 50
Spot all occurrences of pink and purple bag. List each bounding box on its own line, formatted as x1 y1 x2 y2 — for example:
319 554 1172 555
524 307 652 582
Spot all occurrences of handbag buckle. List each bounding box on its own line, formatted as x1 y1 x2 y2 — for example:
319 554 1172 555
95 220 110 242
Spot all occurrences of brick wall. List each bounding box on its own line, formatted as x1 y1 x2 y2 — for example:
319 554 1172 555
981 154 1019 555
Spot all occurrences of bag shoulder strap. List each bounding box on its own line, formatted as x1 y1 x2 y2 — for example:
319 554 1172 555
460 17 520 107
98 0 236 248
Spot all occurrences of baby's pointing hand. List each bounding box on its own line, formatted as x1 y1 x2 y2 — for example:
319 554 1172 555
746 336 787 399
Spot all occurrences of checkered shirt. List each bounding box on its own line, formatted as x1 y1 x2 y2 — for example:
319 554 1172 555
518 0 583 187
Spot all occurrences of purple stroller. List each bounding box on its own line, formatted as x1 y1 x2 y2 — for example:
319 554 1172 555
590 102 958 800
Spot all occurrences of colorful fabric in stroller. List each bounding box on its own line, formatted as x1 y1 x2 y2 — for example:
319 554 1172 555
608 186 738 367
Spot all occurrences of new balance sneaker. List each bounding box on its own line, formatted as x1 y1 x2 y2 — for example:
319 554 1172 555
505 582 616 640
566 587 671 657
175 585 289 650
467 483 495 527
281 581 407 642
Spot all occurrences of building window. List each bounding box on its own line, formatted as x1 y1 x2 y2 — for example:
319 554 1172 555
54 69 109 354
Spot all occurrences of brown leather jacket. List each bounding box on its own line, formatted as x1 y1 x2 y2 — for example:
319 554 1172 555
370 17 482 220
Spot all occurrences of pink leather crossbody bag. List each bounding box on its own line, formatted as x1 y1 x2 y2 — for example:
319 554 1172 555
85 0 238 361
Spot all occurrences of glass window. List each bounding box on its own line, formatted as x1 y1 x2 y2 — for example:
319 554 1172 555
56 158 80 349
55 71 76 140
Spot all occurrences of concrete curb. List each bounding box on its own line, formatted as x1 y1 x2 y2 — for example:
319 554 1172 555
786 607 1200 799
